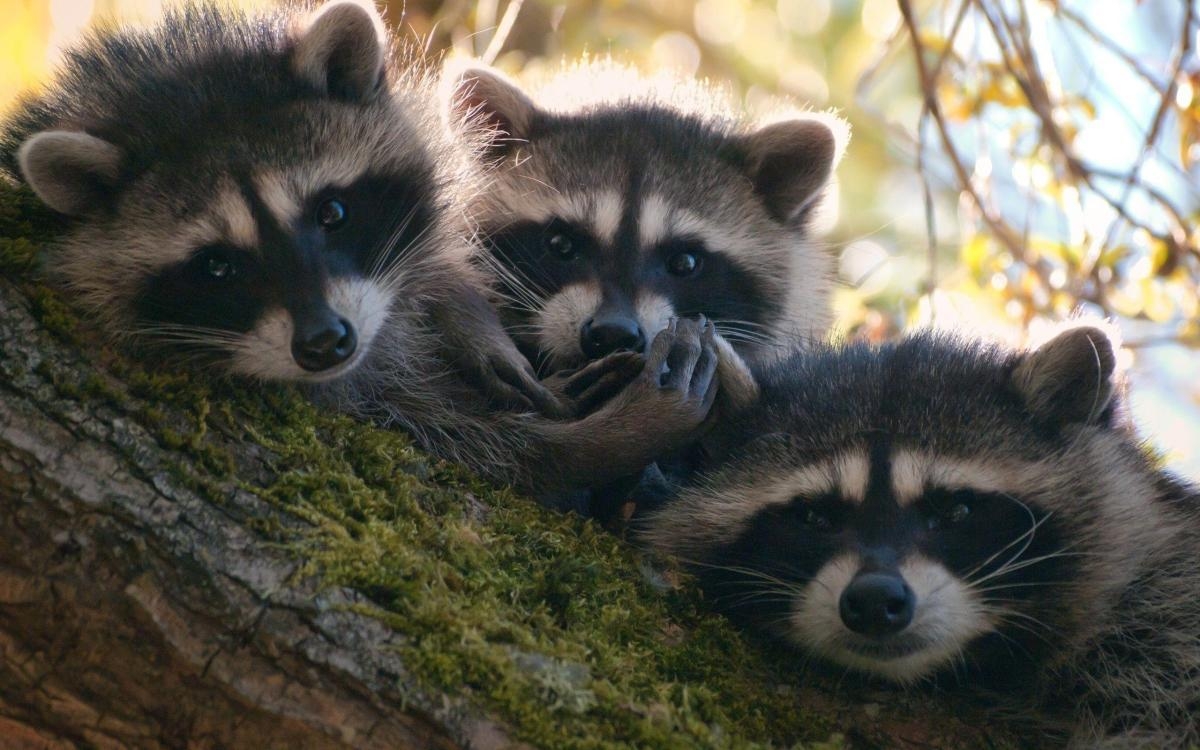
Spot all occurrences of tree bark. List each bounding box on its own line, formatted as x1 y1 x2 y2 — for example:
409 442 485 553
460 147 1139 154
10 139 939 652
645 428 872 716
0 189 1022 749
0 275 528 748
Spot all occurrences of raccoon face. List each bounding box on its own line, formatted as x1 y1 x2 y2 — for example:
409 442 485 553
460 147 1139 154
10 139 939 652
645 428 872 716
120 163 435 382
643 326 1145 684
14 1 441 383
482 208 771 371
450 66 843 372
699 443 1079 684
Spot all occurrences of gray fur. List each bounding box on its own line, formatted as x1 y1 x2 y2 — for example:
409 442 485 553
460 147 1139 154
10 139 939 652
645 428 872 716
17 130 123 216
1 2 720 497
448 61 847 371
640 327 1200 747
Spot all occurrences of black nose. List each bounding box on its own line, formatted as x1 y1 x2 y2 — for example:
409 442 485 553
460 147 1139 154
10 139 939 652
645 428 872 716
839 571 916 637
580 316 646 359
292 314 357 372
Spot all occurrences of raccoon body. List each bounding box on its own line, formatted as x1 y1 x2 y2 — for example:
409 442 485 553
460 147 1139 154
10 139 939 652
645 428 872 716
640 327 1200 747
447 62 847 373
2 1 721 496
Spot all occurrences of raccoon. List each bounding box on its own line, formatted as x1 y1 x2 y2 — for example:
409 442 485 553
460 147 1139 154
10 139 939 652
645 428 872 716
1 1 722 496
445 62 847 375
640 326 1200 748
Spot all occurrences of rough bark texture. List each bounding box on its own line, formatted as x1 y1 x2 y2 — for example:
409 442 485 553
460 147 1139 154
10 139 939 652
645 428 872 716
0 186 1024 749
0 281 506 748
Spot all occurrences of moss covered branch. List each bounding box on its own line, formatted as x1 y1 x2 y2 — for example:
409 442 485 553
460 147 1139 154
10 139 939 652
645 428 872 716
0 182 1018 748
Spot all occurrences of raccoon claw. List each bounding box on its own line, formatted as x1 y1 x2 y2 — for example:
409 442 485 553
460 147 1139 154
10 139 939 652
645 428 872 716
544 351 645 416
616 315 719 435
647 316 719 408
483 352 570 418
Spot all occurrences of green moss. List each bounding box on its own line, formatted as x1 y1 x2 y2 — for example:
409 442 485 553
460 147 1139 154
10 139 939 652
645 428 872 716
0 179 988 749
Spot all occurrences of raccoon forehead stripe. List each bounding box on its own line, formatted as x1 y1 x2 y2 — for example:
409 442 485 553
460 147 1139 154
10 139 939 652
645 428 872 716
890 451 1030 505
656 460 838 552
669 208 767 271
591 191 623 246
835 451 870 503
638 194 671 248
492 190 625 245
890 450 930 506
213 187 258 247
254 171 301 226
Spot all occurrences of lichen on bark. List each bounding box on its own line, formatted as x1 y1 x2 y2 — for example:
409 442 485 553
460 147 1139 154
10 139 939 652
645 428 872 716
0 180 1019 749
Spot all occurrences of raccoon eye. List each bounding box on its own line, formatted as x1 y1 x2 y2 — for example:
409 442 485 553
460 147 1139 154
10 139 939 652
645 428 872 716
667 251 701 277
194 247 238 281
802 508 835 532
316 199 347 231
207 256 233 279
927 500 972 530
546 232 577 261
946 503 971 525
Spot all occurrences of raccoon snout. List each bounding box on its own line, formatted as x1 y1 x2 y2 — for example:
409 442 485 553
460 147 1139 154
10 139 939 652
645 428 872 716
838 571 916 638
580 316 646 359
292 312 358 372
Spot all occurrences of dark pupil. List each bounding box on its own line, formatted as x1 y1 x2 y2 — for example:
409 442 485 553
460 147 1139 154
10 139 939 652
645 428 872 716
547 233 574 259
668 252 698 276
804 508 831 530
206 255 233 279
317 199 347 229
946 503 971 525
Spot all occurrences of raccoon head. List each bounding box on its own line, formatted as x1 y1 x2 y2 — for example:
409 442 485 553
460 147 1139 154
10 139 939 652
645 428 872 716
447 63 844 373
642 326 1160 684
7 1 449 383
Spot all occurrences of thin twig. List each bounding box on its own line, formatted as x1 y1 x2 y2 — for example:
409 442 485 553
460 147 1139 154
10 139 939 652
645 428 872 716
481 0 525 65
1098 0 1194 249
897 0 1028 262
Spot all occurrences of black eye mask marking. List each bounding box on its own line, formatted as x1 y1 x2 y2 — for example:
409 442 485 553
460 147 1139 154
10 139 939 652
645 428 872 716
651 237 774 334
135 242 266 334
483 218 595 299
304 174 434 280
133 171 435 343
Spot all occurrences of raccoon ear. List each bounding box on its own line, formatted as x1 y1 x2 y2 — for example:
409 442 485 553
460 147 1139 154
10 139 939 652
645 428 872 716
447 66 537 156
1012 326 1118 425
741 116 843 223
17 131 123 216
292 0 387 102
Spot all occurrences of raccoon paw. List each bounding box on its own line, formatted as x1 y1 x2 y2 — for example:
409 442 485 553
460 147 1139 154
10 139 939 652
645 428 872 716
543 351 645 416
466 345 570 418
633 315 719 430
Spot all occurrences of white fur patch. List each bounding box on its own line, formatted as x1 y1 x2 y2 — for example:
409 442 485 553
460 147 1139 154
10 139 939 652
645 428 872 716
327 277 392 365
213 188 257 248
254 171 302 227
647 460 838 555
591 191 623 246
925 456 1027 497
890 449 929 506
230 307 303 381
790 552 859 653
834 450 869 503
638 194 671 248
790 554 992 684
671 208 760 268
256 147 377 231
487 190 625 247
536 283 602 367
889 450 1049 508
635 292 674 342
229 278 391 383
